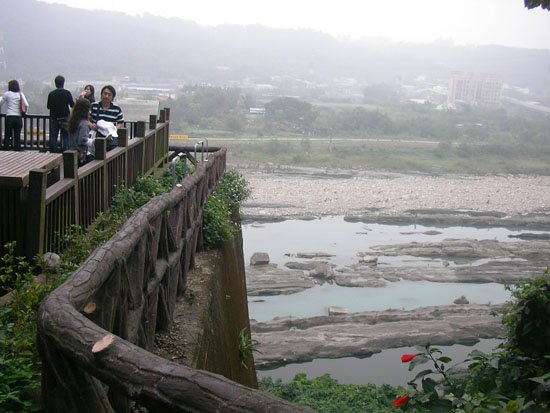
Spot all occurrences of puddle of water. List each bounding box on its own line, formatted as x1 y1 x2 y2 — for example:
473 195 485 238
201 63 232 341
257 338 502 387
248 281 510 322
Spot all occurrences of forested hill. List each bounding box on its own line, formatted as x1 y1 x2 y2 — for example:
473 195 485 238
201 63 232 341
1 0 549 92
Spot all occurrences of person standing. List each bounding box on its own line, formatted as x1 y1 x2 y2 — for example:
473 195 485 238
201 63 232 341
68 98 94 165
0 79 29 151
90 85 124 151
47 75 74 153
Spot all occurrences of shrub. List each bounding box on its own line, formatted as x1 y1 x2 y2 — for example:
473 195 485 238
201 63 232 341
259 373 410 413
214 169 251 214
202 170 251 248
397 273 550 412
202 194 234 248
503 273 550 359
0 242 35 295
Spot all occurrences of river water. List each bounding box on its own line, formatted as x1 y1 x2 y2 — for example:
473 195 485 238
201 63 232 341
242 217 545 385
256 339 503 387
242 216 546 321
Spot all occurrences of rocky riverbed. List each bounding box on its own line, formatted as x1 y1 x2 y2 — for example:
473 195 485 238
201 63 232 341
252 304 505 369
240 166 550 222
237 167 550 368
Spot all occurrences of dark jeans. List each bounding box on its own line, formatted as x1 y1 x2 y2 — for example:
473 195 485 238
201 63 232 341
49 117 69 153
3 116 22 151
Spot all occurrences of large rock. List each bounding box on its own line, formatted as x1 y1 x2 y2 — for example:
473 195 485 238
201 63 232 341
308 262 334 280
246 265 316 296
250 252 270 266
252 304 505 369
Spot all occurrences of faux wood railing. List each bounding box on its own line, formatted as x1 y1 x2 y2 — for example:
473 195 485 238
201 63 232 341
36 148 303 412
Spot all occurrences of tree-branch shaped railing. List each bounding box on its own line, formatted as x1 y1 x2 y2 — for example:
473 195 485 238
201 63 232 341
36 147 303 412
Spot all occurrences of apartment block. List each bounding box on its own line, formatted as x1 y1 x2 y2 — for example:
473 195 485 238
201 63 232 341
447 71 502 107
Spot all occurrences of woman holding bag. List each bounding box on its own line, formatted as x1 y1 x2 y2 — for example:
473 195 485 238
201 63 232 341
0 79 29 151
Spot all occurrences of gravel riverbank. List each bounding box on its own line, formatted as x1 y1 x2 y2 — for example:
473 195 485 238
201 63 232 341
236 167 550 368
239 167 550 220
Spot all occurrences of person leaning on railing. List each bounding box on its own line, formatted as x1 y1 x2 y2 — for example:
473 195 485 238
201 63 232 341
68 97 94 166
89 85 124 151
0 79 29 151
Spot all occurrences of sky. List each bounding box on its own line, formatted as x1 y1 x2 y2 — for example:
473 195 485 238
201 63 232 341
38 0 550 50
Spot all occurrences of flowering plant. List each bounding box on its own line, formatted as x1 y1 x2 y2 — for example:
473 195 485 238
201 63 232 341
400 354 417 363
392 344 460 411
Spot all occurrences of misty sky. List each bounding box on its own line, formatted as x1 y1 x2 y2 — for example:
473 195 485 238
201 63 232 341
38 0 550 50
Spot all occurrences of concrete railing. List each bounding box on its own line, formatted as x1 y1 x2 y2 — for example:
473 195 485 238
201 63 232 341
36 148 304 412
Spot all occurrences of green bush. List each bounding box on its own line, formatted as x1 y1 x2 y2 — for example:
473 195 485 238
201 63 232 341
259 373 411 413
0 242 37 295
503 273 550 359
202 195 234 248
202 170 251 248
396 273 550 412
214 169 251 214
0 250 60 413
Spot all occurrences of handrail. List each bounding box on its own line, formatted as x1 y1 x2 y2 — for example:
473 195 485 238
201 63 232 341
0 113 146 150
0 108 171 258
36 148 304 412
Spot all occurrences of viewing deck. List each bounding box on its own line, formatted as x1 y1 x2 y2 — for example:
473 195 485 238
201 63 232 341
0 151 62 188
0 109 170 258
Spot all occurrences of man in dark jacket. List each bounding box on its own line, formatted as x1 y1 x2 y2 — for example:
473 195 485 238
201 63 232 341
47 75 74 153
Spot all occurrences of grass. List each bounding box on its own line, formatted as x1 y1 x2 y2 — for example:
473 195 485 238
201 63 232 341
209 136 550 175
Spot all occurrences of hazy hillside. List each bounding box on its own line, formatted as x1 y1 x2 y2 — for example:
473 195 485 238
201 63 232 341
1 0 549 93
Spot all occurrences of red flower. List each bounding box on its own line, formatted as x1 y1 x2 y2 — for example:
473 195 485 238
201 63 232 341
400 354 417 363
393 395 409 409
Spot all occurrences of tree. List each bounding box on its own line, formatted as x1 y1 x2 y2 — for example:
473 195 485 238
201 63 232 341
524 0 550 10
264 97 315 127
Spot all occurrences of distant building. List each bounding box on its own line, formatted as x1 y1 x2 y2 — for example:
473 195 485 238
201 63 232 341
447 71 502 108
248 107 265 116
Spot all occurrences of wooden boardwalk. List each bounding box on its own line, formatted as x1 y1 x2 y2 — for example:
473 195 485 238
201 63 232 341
0 151 62 188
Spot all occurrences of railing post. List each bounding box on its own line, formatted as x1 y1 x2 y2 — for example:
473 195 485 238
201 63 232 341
149 115 158 167
26 169 47 259
164 107 170 122
94 137 109 212
159 109 166 123
63 151 79 226
63 151 78 179
135 121 146 138
118 128 128 148
149 115 157 130
95 137 107 161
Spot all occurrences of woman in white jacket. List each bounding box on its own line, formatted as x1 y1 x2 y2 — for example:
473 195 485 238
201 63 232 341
0 79 29 151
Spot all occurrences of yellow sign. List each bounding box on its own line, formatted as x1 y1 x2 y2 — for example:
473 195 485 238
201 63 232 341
170 134 189 140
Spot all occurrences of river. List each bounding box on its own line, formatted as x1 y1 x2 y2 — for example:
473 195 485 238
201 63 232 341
242 217 545 385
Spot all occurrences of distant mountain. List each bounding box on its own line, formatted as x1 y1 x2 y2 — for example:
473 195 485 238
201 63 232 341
1 0 549 93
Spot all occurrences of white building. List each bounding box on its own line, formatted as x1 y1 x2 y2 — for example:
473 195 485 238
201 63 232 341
447 71 502 108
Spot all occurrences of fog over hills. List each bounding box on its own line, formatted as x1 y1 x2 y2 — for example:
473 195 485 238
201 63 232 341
1 0 549 93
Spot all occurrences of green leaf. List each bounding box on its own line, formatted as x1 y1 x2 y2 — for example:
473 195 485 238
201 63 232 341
427 398 453 413
413 369 433 381
409 354 429 371
421 377 437 393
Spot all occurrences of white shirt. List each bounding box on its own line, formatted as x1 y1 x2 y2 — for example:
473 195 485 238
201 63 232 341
0 90 29 116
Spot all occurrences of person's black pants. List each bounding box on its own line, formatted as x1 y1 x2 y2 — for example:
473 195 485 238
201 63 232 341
3 116 22 151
